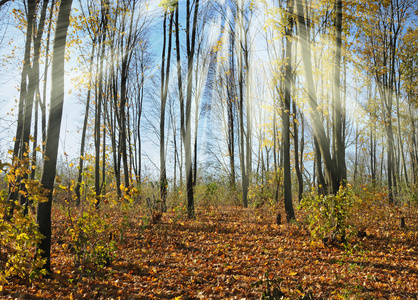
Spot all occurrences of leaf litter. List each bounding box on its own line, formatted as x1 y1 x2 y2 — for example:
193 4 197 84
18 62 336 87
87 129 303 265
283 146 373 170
0 204 417 299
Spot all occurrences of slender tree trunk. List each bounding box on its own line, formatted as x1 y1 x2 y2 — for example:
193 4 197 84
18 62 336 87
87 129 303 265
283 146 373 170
387 112 395 204
293 99 303 202
273 93 279 203
19 0 37 160
7 0 36 218
409 101 418 185
135 59 145 187
283 0 295 222
160 10 173 212
119 11 136 192
29 0 49 181
75 42 96 205
102 88 107 195
108 41 122 199
314 136 326 194
296 0 338 194
95 0 108 208
292 44 303 203
227 31 236 189
184 0 199 218
395 82 409 188
40 0 55 152
175 4 184 191
20 0 50 214
120 76 130 191
354 126 358 183
172 110 177 190
332 0 345 187
193 76 200 187
37 0 73 273
236 0 249 208
31 93 39 182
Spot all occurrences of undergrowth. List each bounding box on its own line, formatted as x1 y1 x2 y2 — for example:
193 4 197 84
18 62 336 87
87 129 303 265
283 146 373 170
0 157 47 283
299 185 362 245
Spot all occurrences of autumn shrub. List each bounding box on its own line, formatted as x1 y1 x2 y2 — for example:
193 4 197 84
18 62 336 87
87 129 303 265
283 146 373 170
408 184 418 206
65 197 116 271
0 196 47 283
194 182 219 207
248 183 275 208
0 157 47 283
299 185 362 245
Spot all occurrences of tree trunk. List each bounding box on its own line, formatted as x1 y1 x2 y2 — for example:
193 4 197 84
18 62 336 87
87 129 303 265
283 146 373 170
119 4 137 192
409 101 418 185
283 0 295 222
395 79 409 188
40 0 55 153
7 0 36 218
314 136 326 194
293 99 303 202
94 0 109 209
236 0 250 208
184 0 199 218
36 0 73 273
75 42 96 205
227 30 236 190
160 10 173 212
175 4 184 191
332 0 345 187
296 0 339 194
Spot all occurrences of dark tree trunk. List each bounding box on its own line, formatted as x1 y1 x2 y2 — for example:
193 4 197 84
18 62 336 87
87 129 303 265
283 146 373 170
332 0 345 187
227 31 236 190
175 5 184 191
40 0 55 153
120 69 130 191
7 0 36 218
160 10 173 212
36 0 73 273
314 136 326 194
94 0 109 209
409 101 417 185
19 0 37 160
236 0 250 208
119 4 138 192
283 0 295 222
296 0 339 194
75 42 96 205
293 100 303 202
184 0 199 218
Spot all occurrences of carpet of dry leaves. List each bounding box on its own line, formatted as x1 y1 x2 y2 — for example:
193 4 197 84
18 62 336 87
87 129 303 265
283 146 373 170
1 201 417 299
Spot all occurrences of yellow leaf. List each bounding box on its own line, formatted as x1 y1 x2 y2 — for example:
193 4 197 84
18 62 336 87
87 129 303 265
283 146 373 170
289 271 298 276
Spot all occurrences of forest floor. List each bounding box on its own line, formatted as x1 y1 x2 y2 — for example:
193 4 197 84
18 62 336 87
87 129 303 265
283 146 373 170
1 199 418 299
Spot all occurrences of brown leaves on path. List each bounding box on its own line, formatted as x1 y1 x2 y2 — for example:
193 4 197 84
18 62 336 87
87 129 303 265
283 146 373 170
1 205 417 299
